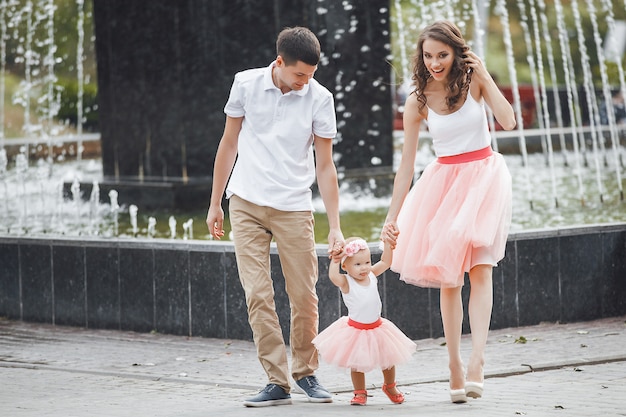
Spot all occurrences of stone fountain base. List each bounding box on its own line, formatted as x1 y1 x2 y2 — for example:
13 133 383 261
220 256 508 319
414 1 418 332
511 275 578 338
1 223 624 341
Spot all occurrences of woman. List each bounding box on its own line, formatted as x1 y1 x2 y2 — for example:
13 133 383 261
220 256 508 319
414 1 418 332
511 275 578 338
381 20 515 403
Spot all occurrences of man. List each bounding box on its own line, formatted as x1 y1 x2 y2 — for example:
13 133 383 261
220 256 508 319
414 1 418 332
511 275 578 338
206 26 344 407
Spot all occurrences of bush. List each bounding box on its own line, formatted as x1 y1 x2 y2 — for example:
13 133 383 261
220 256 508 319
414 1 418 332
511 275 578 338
57 78 99 131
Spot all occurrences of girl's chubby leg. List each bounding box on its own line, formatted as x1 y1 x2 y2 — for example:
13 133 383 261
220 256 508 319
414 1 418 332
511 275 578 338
382 367 400 394
382 366 405 404
350 370 367 406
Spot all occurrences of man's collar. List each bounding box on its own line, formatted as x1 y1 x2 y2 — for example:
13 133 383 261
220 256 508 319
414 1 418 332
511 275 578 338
264 61 309 96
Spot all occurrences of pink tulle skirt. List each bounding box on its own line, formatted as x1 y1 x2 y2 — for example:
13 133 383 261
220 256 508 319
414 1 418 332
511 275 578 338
312 317 416 373
391 152 512 288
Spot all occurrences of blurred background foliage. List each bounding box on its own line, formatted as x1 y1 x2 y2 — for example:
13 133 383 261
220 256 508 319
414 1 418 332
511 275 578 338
2 0 97 137
1 0 625 138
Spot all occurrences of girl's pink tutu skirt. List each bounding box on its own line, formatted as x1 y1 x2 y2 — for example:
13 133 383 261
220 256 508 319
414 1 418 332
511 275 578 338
391 152 512 288
312 317 416 373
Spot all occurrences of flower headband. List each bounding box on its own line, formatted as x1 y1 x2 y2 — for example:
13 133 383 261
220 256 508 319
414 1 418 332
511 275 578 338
341 238 368 265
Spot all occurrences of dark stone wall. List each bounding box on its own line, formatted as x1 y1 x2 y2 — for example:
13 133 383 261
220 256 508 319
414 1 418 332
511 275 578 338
93 0 393 191
1 223 625 341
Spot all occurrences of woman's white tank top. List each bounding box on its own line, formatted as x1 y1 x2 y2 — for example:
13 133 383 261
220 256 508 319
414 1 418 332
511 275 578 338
427 93 490 157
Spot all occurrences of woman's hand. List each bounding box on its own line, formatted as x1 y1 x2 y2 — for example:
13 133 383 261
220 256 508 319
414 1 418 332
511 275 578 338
463 50 489 80
464 50 517 130
380 221 399 249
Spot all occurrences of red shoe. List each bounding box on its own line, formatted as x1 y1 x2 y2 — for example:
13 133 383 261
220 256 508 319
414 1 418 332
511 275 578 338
382 382 405 404
350 389 367 406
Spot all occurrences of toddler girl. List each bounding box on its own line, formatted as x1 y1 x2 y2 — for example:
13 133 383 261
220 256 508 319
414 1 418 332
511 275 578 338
313 237 416 405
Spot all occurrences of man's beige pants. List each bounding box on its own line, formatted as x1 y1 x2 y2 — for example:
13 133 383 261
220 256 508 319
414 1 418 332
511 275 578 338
229 195 320 392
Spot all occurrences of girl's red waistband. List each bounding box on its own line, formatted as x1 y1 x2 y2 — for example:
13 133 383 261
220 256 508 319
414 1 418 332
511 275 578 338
437 146 493 164
348 317 382 330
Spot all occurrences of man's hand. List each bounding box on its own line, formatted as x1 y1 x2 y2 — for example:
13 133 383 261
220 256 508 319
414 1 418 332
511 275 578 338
206 206 225 240
327 229 345 262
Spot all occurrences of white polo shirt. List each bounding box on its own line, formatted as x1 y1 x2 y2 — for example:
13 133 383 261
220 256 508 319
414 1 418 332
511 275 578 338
224 62 337 211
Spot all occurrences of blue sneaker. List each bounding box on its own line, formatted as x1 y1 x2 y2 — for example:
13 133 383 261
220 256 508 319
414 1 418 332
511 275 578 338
243 384 292 407
295 375 333 403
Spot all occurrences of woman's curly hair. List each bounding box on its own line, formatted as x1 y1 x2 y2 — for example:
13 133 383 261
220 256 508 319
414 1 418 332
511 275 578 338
410 21 472 111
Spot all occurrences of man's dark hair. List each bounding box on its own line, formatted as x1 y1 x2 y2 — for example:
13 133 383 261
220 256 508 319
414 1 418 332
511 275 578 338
276 26 320 66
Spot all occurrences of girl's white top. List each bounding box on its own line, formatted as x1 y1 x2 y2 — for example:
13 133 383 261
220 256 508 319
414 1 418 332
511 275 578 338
341 272 382 324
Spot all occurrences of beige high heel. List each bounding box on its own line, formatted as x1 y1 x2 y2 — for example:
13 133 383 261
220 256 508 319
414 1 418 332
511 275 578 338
450 388 468 403
465 381 484 398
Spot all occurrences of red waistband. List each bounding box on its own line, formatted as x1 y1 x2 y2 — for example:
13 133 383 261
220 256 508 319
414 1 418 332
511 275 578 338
437 146 493 164
348 318 382 330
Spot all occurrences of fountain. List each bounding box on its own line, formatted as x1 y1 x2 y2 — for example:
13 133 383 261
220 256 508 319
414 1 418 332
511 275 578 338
0 1 625 341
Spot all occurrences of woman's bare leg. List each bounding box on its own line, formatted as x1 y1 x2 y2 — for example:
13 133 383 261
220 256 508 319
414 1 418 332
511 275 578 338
440 285 464 390
466 264 493 383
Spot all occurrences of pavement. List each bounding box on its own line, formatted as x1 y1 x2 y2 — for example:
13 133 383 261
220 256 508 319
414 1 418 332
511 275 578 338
1 316 625 417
